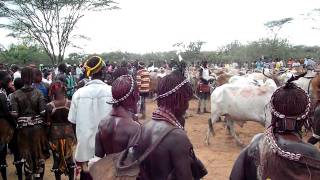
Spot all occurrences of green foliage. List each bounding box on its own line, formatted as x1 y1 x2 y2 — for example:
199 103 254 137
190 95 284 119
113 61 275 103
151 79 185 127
2 38 320 66
0 44 50 65
173 41 206 61
264 17 293 30
0 0 117 65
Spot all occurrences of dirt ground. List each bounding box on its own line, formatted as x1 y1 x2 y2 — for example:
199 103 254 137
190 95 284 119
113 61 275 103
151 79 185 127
6 99 264 180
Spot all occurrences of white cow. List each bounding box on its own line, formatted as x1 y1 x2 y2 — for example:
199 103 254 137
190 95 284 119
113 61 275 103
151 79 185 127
205 79 277 146
293 70 316 94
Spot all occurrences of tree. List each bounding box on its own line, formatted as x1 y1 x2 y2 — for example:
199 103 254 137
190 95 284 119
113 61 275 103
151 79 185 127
0 0 117 65
0 43 51 65
173 41 206 61
264 17 293 59
264 17 293 41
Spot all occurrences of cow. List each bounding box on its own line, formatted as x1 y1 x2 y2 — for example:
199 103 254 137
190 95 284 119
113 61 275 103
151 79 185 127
205 70 308 146
205 78 277 146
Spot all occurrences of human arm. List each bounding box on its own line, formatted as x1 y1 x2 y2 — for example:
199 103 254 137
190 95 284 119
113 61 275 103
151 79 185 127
45 104 53 126
0 93 15 127
95 126 106 158
230 146 258 180
230 148 248 180
10 93 18 118
169 130 194 180
38 92 46 116
68 94 77 124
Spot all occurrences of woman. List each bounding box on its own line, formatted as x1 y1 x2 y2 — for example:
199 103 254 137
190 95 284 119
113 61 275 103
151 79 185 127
0 71 14 180
46 81 76 180
10 67 49 180
230 76 320 180
95 74 140 158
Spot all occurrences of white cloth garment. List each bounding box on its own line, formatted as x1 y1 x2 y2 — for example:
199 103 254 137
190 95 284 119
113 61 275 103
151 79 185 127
68 79 112 162
13 71 21 81
201 67 210 81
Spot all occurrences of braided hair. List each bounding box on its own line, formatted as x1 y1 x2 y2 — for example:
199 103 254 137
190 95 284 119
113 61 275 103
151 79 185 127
157 71 193 118
270 72 310 132
111 75 138 113
21 67 34 85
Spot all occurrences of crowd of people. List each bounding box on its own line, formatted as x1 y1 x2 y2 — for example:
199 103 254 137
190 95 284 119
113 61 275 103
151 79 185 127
0 55 319 180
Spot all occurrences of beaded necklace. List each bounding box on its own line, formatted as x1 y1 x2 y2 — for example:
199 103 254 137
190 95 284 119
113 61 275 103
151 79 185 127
152 107 184 129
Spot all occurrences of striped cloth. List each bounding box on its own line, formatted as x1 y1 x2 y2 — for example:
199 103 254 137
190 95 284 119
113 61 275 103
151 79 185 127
136 69 150 93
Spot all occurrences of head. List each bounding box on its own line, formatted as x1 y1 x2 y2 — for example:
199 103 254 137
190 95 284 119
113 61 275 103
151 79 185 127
10 64 19 73
43 69 50 79
202 60 208 68
111 75 139 114
138 62 145 70
58 63 67 74
112 67 129 83
271 81 310 133
33 69 43 83
21 67 34 86
156 71 193 119
0 71 12 90
13 78 24 90
49 81 66 100
67 66 73 75
84 56 105 80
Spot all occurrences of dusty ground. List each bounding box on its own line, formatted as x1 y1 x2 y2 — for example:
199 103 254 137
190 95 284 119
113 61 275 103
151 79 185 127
6 99 264 180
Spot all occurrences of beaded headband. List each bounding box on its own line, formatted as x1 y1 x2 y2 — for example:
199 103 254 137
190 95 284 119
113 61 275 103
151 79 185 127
107 75 135 104
270 83 311 121
155 78 189 100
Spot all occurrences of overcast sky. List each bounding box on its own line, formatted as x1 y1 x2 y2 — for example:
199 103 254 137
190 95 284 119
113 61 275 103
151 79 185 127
1 0 320 55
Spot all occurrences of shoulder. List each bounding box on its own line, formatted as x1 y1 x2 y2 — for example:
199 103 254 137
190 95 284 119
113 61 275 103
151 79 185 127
166 128 191 145
98 115 116 134
278 137 320 159
33 88 43 96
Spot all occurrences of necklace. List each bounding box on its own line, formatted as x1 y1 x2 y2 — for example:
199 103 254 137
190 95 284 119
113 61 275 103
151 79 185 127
152 107 184 129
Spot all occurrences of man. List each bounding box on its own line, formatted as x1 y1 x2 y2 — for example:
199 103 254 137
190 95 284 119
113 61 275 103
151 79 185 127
10 64 21 81
68 56 112 180
230 77 320 180
55 63 68 84
197 61 211 114
95 74 140 158
137 71 207 180
66 66 77 100
136 62 150 119
33 69 50 102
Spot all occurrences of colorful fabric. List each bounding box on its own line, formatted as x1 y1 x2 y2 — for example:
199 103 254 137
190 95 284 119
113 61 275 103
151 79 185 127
33 83 49 100
136 69 150 93
66 75 76 99
17 125 50 175
50 138 75 174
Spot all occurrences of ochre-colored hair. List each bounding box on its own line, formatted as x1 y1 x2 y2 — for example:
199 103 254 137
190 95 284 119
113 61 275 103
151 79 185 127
111 75 138 110
49 81 66 99
156 71 193 111
112 67 129 82
21 67 34 85
271 83 309 131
